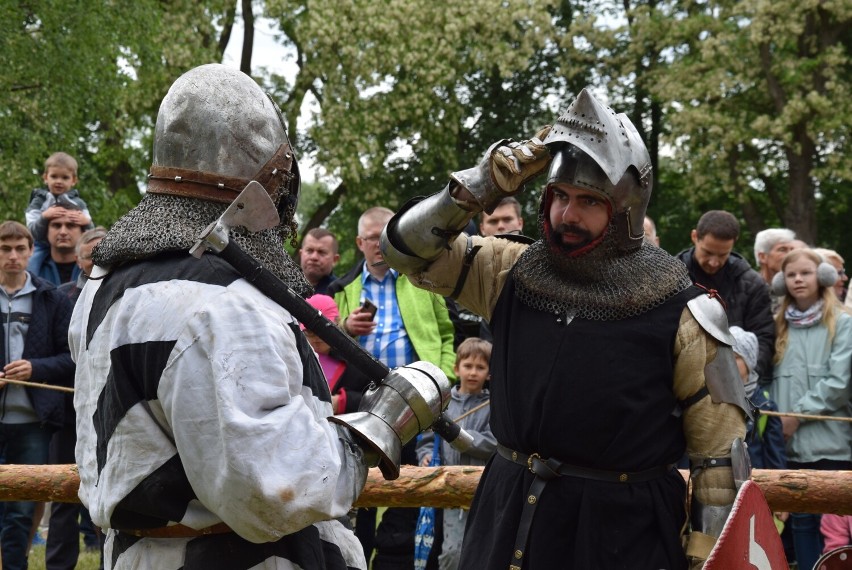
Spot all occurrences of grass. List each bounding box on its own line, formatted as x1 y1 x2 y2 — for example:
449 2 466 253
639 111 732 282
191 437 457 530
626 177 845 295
23 508 389 569
27 541 102 570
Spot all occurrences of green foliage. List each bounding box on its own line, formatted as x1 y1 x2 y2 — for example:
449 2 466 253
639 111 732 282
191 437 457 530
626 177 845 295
0 0 232 228
1 0 849 268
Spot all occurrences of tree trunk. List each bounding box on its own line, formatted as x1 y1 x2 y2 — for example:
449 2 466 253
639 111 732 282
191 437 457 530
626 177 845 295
296 182 347 249
783 126 817 244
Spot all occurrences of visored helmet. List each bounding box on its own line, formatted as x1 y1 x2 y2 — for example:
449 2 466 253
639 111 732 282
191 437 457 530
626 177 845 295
543 88 652 252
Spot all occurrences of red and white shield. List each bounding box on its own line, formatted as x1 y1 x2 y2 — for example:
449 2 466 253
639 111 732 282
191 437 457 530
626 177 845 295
704 480 789 569
814 546 852 569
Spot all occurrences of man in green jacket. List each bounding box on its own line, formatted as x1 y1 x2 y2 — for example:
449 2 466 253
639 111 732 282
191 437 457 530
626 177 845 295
331 207 456 381
329 206 456 569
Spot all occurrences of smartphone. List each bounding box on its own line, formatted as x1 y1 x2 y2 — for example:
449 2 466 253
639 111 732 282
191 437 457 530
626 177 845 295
360 298 378 318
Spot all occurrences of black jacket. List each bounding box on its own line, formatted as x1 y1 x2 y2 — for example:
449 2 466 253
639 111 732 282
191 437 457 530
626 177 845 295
676 248 775 381
0 274 75 430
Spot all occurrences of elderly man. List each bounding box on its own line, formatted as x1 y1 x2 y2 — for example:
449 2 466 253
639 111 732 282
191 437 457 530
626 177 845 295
69 64 445 570
753 228 799 285
380 89 751 569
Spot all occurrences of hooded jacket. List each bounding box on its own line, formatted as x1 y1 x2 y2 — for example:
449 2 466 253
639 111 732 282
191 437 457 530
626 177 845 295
676 248 775 381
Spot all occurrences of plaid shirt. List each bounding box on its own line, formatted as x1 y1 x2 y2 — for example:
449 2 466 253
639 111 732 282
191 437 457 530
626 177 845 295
359 266 415 368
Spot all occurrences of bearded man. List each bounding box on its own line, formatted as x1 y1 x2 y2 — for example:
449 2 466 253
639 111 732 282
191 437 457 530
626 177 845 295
380 90 751 569
69 64 447 570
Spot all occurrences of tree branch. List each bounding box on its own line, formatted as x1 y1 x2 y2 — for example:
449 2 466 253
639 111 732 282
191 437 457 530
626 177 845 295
298 182 348 247
240 0 254 75
217 1 237 60
759 42 786 115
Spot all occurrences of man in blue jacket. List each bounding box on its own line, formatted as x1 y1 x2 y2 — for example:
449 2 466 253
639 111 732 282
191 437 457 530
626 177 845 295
0 220 75 570
26 213 84 286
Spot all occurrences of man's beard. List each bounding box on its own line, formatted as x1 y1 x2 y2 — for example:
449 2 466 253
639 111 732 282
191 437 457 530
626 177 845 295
548 224 594 254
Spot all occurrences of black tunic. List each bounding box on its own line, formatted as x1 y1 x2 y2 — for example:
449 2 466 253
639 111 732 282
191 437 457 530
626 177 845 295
459 275 702 570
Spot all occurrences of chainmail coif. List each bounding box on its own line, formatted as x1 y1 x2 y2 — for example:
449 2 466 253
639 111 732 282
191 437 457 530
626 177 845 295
513 218 693 321
93 192 312 298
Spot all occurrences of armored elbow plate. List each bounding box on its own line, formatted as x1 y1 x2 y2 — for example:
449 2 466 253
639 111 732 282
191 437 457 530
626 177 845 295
329 361 451 480
380 191 474 275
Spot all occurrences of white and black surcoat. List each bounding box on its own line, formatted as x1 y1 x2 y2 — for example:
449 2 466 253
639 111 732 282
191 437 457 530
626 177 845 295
70 252 368 570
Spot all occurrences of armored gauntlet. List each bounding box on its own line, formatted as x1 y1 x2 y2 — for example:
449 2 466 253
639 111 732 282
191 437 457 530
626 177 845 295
329 361 451 480
450 126 551 213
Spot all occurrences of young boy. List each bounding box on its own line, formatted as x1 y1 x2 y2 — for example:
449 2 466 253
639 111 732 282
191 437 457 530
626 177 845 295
730 326 789 537
416 338 496 570
730 326 786 470
25 152 93 245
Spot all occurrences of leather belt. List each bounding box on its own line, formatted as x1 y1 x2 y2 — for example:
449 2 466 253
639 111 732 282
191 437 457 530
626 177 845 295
119 522 233 538
497 445 674 570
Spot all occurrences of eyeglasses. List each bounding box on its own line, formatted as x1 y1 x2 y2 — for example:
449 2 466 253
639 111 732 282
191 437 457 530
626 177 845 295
358 235 381 244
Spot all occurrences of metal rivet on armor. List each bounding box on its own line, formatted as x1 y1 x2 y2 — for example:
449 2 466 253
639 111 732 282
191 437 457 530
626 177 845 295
285 153 291 159
174 176 182 182
272 168 278 176
527 495 536 504
619 473 628 482
217 183 224 189
514 550 523 559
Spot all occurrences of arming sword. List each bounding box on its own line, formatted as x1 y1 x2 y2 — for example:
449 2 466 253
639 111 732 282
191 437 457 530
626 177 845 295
189 181 472 476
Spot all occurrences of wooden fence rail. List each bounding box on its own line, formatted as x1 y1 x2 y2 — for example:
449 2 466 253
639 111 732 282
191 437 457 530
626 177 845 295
1 465 849 515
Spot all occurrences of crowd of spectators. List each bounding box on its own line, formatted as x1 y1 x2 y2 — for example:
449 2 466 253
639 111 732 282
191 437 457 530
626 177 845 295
5 148 850 570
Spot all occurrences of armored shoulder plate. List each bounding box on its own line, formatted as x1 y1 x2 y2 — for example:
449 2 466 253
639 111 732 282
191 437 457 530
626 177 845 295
687 294 735 346
685 293 754 421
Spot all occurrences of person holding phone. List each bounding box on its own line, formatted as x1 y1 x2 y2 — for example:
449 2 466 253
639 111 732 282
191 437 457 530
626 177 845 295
328 206 456 570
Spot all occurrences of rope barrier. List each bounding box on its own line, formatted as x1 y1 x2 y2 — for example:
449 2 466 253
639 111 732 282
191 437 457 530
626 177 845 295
760 410 852 423
453 400 490 422
0 378 73 393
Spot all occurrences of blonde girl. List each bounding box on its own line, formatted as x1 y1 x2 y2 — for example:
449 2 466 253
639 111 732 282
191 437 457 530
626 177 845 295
770 248 852 569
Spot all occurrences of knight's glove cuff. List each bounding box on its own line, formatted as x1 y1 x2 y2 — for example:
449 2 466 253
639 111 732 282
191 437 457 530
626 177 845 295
432 413 460 441
450 125 551 213
328 361 451 480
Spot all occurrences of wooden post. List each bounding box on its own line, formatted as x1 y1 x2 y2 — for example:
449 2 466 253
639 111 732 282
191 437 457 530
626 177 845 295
1 465 850 515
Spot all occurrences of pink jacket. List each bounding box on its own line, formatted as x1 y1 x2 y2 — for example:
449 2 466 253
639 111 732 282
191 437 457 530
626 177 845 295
821 514 852 553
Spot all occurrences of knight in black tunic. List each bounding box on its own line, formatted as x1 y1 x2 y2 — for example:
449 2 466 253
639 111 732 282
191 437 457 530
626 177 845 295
380 89 752 569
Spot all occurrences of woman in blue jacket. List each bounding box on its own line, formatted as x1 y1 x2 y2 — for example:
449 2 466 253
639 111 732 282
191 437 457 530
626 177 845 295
769 249 852 570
